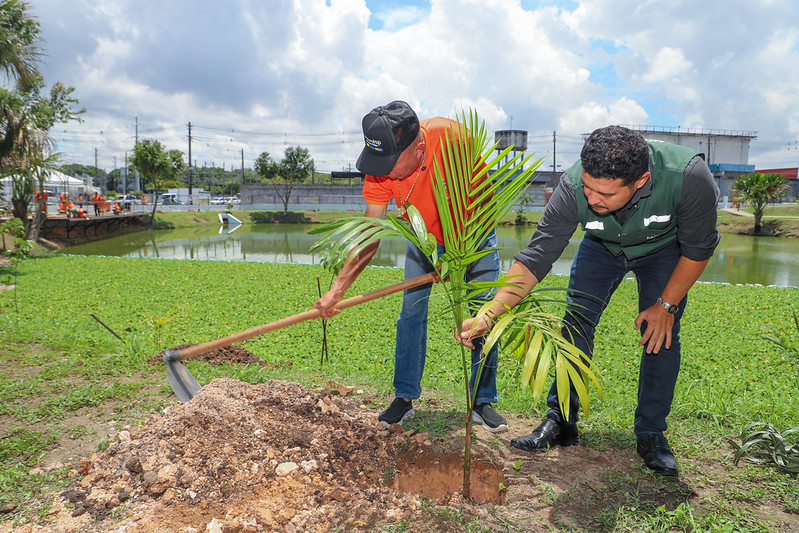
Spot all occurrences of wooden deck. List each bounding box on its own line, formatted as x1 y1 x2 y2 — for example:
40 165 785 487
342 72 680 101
41 212 150 238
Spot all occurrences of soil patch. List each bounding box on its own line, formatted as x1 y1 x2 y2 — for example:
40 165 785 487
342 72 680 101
30 378 503 532
149 344 292 369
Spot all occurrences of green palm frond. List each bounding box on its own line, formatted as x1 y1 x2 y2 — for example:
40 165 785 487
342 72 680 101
476 297 602 421
309 207 433 271
431 109 540 269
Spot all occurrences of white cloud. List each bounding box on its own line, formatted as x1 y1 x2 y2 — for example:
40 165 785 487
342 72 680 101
25 0 799 172
638 47 693 85
559 97 649 134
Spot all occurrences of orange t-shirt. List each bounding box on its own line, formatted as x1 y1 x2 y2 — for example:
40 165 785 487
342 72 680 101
362 117 467 244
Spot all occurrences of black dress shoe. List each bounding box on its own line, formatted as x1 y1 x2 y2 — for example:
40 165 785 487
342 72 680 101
510 417 579 452
637 434 679 476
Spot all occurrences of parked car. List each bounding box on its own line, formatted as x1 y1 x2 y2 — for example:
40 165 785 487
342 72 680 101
160 193 183 205
120 194 139 209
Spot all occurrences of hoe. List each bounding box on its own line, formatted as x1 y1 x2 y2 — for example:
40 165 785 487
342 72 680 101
163 272 437 402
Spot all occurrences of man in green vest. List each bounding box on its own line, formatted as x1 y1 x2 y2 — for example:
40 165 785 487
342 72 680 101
459 125 720 476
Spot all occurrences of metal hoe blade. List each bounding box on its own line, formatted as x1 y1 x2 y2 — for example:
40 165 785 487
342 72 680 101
163 350 202 402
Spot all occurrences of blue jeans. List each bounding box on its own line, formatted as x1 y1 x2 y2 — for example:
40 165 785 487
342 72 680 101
394 230 500 405
547 235 685 437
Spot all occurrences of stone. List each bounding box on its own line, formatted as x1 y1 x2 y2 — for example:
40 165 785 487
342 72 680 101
275 462 299 477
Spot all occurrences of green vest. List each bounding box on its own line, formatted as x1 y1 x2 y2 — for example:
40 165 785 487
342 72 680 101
567 140 700 259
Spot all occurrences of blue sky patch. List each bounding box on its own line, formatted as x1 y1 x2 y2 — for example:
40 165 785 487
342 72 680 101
365 0 430 31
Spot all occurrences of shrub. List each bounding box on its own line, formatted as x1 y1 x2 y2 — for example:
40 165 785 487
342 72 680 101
249 211 310 224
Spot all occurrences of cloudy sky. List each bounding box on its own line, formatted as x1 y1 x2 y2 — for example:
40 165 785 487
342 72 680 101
28 0 799 174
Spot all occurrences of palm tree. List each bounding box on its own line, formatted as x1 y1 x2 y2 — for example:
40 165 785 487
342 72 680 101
310 110 599 499
732 172 788 233
0 0 41 89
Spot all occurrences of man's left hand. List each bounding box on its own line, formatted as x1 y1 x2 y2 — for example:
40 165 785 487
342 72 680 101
635 305 674 354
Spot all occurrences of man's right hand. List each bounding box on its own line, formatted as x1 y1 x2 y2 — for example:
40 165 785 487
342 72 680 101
313 292 342 319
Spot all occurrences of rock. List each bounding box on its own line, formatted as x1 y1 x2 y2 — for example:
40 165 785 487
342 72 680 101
0 502 16 513
78 458 93 475
125 456 142 474
142 471 159 485
330 488 349 502
162 487 176 503
300 459 318 473
275 462 299 476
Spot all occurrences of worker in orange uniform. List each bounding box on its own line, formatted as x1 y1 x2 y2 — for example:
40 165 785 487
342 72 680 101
35 191 48 213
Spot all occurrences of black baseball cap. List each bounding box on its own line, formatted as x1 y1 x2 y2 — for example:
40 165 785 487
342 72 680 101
356 100 420 176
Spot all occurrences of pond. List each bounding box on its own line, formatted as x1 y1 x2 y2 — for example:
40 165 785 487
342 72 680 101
59 223 799 288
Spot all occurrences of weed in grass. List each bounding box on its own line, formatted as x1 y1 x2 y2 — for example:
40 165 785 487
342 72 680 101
13 381 139 423
382 468 397 484
539 483 557 505
403 408 461 438
0 428 60 467
67 425 92 440
0 464 74 522
376 521 409 532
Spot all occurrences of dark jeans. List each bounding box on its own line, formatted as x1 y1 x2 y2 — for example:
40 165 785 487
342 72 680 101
547 235 685 437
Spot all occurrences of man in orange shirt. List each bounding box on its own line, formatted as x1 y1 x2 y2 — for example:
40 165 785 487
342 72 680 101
314 101 506 432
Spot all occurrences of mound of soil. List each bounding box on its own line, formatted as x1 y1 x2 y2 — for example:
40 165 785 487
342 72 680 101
41 378 475 532
149 344 292 369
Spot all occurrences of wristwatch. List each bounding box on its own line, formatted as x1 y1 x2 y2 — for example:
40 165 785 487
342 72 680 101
656 297 678 314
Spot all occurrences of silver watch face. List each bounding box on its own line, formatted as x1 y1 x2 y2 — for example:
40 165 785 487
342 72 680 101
658 298 678 314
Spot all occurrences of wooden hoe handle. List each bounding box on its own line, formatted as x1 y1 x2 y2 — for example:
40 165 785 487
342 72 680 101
172 272 437 361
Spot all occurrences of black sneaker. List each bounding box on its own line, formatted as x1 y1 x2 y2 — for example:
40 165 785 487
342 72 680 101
472 403 509 432
378 398 414 427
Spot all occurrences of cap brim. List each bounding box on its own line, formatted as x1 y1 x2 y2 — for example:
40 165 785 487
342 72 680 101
356 148 399 177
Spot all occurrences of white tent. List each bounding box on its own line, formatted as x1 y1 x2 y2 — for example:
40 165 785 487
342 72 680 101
1 170 100 203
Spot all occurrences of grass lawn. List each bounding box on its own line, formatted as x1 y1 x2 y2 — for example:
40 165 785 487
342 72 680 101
1 253 798 531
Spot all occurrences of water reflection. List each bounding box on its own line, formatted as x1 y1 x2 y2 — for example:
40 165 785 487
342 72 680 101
59 224 799 288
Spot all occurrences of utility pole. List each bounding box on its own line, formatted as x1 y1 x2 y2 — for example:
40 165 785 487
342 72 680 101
240 148 245 189
94 148 99 192
134 117 140 192
187 122 193 197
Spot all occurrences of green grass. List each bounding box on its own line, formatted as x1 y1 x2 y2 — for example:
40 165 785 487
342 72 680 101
1 254 798 530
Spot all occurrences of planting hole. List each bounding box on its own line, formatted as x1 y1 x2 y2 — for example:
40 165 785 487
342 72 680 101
393 449 506 505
